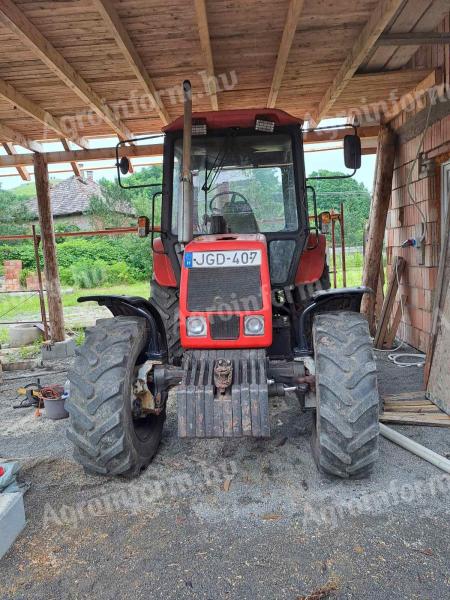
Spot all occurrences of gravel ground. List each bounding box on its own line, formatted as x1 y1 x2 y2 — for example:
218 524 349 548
0 348 449 600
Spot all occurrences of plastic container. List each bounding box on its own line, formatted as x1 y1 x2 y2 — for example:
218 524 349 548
43 396 69 420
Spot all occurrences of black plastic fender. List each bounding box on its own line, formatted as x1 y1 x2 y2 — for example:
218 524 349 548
78 295 167 361
295 287 374 356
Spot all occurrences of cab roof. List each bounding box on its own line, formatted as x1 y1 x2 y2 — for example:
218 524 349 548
163 108 302 132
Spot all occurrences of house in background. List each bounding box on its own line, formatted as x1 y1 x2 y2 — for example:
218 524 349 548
27 170 135 229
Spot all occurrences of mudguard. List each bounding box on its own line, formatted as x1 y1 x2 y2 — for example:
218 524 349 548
78 295 167 361
295 287 373 355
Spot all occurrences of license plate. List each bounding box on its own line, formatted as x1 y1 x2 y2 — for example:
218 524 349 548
184 250 261 268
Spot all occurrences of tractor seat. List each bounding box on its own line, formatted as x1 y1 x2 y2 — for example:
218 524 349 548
222 199 259 233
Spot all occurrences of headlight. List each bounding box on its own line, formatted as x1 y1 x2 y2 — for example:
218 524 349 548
186 316 207 337
244 315 265 336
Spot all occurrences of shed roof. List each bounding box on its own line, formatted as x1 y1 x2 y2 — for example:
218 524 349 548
27 174 134 218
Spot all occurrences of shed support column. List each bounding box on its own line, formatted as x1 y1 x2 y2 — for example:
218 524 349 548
361 125 397 334
33 152 65 342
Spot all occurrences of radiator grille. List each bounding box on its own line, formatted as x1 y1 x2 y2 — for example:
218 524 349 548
209 315 240 340
187 266 262 312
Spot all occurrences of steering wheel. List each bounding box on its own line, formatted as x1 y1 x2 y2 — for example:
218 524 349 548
209 190 249 211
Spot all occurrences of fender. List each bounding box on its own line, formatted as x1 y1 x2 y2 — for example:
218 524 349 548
295 287 374 356
153 237 177 287
78 295 167 361
295 233 327 285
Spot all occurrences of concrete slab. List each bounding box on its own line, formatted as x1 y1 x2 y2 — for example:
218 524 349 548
0 492 25 560
41 339 76 361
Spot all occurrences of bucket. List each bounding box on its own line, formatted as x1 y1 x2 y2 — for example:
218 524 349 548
43 396 69 420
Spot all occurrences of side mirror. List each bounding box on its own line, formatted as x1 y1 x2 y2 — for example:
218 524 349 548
344 134 361 170
118 156 131 175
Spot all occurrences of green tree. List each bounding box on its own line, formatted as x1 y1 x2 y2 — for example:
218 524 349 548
307 170 371 247
0 185 34 236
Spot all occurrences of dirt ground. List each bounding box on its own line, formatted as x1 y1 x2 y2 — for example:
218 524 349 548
0 349 449 600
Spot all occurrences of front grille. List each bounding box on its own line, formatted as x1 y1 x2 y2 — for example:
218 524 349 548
209 315 240 340
187 266 262 312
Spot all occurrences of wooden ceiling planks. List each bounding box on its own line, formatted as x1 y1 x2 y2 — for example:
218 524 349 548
0 0 446 148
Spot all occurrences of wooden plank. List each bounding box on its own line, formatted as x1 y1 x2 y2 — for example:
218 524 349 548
383 294 407 349
0 143 164 167
0 0 133 139
59 138 81 177
361 125 398 333
427 278 450 416
377 32 450 45
380 413 450 427
0 121 44 152
0 76 88 148
267 0 305 108
384 69 441 122
194 0 218 111
424 182 450 385
383 405 439 413
311 0 405 125
33 153 65 342
374 256 406 348
383 391 428 402
2 142 30 181
92 0 169 125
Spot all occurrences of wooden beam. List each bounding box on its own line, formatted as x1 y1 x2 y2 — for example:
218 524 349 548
2 142 30 180
0 77 88 148
303 125 379 144
361 125 397 333
0 0 133 139
195 0 218 111
33 153 65 342
0 121 44 152
60 139 81 177
374 257 406 348
92 0 169 125
311 0 405 125
0 143 164 168
384 69 440 122
268 0 305 108
377 32 450 46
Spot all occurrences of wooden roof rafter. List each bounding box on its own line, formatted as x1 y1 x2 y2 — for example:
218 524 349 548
0 77 89 148
0 121 44 153
267 0 305 109
194 0 218 111
0 0 133 140
311 0 407 126
92 0 170 125
2 142 30 181
59 138 81 177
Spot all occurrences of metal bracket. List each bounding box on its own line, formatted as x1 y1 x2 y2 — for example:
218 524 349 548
133 360 163 414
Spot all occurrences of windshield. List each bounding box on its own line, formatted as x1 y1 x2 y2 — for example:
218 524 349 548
172 132 298 235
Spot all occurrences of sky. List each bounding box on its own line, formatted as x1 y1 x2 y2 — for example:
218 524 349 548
0 127 377 193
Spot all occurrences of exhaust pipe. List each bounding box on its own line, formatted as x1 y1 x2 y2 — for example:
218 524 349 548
178 80 193 244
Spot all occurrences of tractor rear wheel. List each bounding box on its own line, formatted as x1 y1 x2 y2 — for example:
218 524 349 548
66 316 165 477
312 311 379 478
150 279 182 365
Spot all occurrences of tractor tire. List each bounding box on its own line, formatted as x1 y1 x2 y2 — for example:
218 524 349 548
312 311 379 479
297 263 331 304
150 279 182 365
66 316 165 477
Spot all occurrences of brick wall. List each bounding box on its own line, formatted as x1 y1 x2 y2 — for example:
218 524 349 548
386 13 450 352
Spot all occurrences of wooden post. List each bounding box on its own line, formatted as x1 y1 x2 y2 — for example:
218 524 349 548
361 125 397 334
33 153 65 342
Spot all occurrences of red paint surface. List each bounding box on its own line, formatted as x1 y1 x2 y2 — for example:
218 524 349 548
164 109 302 132
295 233 327 285
179 234 272 349
152 237 177 287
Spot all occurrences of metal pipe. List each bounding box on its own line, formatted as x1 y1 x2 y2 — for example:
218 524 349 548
380 423 450 475
178 80 193 244
32 225 49 340
340 202 347 287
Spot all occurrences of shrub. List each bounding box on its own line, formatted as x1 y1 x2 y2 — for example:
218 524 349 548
71 260 108 288
105 261 131 284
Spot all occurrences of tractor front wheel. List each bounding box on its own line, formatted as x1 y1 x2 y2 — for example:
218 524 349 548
66 316 165 477
312 311 379 479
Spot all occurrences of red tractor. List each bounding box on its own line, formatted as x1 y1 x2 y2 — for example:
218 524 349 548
67 81 379 479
